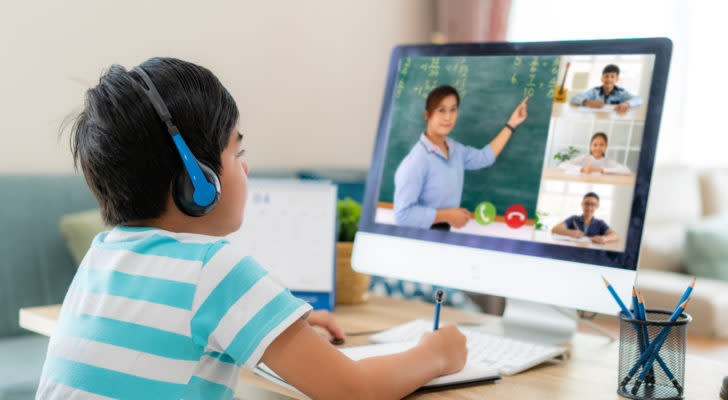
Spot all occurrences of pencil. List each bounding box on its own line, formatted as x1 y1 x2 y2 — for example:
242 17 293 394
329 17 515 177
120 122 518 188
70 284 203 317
433 289 444 331
602 277 632 318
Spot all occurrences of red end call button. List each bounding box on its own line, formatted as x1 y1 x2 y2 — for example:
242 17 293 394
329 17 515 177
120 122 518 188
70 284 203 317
505 204 527 229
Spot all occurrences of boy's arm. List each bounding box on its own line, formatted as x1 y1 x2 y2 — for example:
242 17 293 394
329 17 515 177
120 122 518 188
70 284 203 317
570 89 593 106
262 319 467 400
622 91 643 108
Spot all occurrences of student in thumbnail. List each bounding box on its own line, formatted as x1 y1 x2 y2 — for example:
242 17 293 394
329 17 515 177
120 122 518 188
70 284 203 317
559 132 630 175
393 85 529 230
37 58 468 400
571 64 642 113
552 192 619 245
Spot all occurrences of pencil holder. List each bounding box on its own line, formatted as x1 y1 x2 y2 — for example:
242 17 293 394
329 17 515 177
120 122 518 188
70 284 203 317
617 309 691 400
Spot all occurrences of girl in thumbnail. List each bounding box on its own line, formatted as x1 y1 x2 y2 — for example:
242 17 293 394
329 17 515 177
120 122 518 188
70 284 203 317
393 85 528 231
559 132 631 175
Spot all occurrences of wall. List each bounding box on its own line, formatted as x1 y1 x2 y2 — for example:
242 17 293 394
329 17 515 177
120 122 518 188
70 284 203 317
0 1 435 174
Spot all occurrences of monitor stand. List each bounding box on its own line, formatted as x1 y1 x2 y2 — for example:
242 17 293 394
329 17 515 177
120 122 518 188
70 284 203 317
470 298 578 345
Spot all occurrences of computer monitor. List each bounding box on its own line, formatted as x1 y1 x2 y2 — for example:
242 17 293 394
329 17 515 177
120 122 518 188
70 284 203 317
352 39 672 327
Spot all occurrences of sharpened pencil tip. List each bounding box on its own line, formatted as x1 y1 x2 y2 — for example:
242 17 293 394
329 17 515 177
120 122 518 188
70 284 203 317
632 287 637 296
689 278 696 287
602 276 610 286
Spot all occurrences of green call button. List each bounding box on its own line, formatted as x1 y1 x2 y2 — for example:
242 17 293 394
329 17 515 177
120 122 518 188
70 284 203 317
475 202 496 226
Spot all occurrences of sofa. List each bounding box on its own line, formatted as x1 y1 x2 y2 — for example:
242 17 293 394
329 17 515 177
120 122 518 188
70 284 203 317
0 175 98 400
635 166 728 338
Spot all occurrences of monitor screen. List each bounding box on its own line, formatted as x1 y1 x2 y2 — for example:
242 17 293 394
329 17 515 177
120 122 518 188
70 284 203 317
353 39 671 314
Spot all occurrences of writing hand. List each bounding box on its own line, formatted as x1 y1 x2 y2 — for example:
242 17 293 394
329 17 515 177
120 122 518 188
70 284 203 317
591 235 607 244
570 229 585 239
418 325 467 376
584 99 605 108
614 103 630 113
507 97 529 128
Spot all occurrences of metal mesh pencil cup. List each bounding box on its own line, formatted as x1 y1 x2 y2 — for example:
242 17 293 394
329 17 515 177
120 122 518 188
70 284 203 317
617 309 691 400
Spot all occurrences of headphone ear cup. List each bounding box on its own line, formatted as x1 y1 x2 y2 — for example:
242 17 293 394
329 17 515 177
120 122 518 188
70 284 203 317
172 161 221 217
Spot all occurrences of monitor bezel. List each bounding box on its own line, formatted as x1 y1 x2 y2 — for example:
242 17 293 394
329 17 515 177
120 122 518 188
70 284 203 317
359 38 672 271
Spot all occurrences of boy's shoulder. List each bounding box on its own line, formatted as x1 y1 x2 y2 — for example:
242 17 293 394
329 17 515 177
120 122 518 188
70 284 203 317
95 226 233 266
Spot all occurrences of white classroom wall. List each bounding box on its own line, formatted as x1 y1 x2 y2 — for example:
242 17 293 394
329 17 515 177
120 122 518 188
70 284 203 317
0 1 435 174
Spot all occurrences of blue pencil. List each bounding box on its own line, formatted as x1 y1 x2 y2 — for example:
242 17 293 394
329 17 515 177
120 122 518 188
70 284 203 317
623 299 689 393
636 295 654 382
639 294 680 386
677 278 696 306
602 277 633 318
632 288 646 353
433 289 444 331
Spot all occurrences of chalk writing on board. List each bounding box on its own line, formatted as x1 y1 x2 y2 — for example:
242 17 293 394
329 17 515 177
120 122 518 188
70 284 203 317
510 56 560 99
400 57 470 99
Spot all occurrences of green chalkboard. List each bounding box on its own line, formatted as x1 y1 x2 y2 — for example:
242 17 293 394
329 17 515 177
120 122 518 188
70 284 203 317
379 55 560 218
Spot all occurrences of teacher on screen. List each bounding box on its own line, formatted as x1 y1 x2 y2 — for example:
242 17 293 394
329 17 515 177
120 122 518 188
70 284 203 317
393 85 529 231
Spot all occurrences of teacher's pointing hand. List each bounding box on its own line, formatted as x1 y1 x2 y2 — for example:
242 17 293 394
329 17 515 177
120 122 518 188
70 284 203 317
507 97 529 128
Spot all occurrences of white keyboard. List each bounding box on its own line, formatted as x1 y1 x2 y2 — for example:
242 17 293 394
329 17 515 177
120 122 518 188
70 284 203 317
369 319 567 376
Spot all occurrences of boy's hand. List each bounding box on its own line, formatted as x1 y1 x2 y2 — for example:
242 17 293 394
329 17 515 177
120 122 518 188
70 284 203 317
591 235 607 244
307 310 345 341
507 97 529 128
569 229 585 239
615 103 630 113
418 325 467 376
584 99 605 108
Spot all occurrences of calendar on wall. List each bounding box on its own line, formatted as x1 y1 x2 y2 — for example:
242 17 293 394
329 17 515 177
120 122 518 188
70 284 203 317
226 179 338 310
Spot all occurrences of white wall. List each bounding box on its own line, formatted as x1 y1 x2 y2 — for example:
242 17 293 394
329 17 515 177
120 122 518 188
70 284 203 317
0 1 435 174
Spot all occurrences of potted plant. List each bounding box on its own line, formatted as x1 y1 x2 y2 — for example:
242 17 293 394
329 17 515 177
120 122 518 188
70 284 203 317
553 146 580 162
336 198 370 304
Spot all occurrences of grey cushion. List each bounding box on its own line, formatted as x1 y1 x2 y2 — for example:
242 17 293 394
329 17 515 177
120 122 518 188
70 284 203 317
0 175 97 338
684 214 728 281
0 334 49 400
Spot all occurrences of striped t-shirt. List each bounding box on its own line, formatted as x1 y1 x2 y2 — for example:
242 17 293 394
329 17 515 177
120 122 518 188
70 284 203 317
36 226 312 400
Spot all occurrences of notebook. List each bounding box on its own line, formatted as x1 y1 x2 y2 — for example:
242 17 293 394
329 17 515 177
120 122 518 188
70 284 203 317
254 341 500 395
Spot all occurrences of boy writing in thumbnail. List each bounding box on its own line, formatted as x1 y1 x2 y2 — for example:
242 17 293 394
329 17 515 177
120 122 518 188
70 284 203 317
37 58 466 400
551 192 619 245
571 64 642 113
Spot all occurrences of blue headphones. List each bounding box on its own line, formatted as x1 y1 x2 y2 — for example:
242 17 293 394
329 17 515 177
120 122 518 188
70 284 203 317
130 66 221 217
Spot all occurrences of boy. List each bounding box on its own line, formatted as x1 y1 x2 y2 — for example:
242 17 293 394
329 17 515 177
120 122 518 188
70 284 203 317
551 192 619 245
571 64 642 113
36 58 466 400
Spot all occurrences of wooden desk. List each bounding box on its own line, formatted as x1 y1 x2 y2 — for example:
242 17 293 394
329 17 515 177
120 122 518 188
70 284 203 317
550 102 647 121
542 167 636 186
20 297 726 400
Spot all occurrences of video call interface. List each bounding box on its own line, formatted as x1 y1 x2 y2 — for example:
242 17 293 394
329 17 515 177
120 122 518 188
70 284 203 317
375 54 656 254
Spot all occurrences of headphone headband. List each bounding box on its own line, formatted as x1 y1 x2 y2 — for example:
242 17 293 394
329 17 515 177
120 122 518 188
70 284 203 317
131 67 178 137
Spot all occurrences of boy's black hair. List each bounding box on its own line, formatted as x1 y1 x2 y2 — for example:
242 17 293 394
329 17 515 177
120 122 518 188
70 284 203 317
70 58 239 225
602 64 620 76
425 85 460 115
584 192 600 202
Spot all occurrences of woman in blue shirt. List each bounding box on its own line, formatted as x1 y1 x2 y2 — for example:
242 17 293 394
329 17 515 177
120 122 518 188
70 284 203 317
393 85 529 230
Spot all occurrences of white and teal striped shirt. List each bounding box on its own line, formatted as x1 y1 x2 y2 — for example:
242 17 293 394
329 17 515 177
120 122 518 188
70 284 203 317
36 226 311 400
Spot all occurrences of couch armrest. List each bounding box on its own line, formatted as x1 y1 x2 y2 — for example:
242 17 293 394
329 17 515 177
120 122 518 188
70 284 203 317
637 269 728 338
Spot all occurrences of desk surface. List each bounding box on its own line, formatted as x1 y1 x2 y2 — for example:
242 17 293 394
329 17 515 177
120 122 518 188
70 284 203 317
550 102 647 121
542 167 636 186
20 297 726 400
